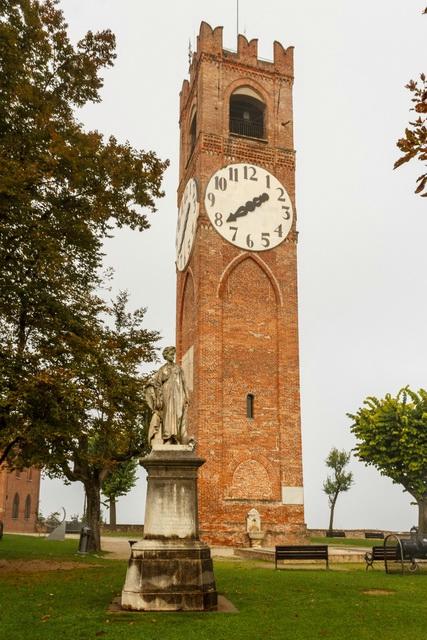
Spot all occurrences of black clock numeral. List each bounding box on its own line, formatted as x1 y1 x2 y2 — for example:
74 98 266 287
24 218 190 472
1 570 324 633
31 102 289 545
265 174 271 189
277 187 291 214
207 192 215 207
229 226 238 241
261 232 270 248
228 167 238 181
282 207 291 220
246 234 254 248
274 224 283 237
243 165 258 181
214 176 227 191
276 187 287 202
214 212 223 226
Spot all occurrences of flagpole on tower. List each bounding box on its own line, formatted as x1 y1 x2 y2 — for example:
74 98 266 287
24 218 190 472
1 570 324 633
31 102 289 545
237 0 239 38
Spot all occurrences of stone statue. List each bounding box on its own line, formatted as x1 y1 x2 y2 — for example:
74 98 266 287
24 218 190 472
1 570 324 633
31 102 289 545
145 346 189 446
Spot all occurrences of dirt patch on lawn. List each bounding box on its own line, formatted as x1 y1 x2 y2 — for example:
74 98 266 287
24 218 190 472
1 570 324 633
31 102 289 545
362 589 396 596
0 559 101 573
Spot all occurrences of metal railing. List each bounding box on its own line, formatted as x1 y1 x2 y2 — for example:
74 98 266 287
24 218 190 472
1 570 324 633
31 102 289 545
230 118 264 139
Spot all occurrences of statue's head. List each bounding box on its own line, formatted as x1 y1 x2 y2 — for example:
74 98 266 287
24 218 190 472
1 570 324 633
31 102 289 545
162 346 176 362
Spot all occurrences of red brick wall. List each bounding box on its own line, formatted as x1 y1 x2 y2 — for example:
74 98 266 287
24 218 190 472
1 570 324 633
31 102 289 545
0 467 41 533
176 22 305 546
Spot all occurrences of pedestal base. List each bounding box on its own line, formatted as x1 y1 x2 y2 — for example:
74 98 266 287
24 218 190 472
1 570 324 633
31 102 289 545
121 539 217 611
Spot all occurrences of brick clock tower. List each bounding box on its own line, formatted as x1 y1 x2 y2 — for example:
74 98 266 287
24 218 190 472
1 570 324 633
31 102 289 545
176 22 305 546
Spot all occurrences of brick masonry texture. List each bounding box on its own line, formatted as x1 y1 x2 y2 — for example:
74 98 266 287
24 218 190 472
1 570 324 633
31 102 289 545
176 22 306 546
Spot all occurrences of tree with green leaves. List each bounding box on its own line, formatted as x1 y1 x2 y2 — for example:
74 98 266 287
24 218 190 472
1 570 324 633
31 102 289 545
394 7 426 196
0 0 168 464
102 459 139 527
349 387 427 536
323 448 353 534
25 291 158 551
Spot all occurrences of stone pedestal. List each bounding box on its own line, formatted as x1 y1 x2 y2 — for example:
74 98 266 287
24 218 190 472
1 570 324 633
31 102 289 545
121 446 217 611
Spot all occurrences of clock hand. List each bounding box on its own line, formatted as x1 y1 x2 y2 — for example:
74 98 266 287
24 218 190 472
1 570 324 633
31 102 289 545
178 203 191 256
226 192 269 223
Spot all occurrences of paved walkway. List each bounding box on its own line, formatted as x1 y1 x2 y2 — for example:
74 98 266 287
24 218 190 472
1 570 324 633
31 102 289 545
100 536 236 560
98 536 366 563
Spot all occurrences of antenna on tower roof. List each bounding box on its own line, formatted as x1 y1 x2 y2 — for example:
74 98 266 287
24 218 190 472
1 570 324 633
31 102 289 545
236 0 239 38
188 38 193 69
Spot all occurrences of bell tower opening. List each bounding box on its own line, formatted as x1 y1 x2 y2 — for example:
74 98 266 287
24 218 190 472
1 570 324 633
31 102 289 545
229 88 265 139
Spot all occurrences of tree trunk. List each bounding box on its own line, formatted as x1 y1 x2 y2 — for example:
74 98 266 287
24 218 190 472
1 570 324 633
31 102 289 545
417 494 427 537
328 494 338 534
109 497 117 527
84 476 102 552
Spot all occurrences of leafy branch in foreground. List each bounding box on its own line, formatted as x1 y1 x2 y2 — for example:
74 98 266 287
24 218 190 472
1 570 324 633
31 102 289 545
394 8 426 196
0 0 168 463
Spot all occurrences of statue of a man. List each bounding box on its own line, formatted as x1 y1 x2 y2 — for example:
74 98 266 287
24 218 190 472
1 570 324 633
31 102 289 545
145 346 189 446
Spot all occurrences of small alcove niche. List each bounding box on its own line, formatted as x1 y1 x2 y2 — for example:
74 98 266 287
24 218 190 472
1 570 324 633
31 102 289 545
229 87 265 140
246 393 255 419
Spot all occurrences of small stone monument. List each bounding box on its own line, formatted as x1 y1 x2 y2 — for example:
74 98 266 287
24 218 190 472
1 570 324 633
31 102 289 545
121 347 217 612
47 507 66 541
246 508 265 548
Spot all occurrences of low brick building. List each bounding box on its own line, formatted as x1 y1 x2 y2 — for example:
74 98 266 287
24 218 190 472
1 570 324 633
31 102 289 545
0 466 41 533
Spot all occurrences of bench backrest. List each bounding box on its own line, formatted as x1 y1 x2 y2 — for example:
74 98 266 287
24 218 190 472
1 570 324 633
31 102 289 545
275 545 328 559
371 546 397 560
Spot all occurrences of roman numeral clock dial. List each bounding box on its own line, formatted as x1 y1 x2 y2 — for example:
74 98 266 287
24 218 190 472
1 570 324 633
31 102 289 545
204 163 293 251
176 177 199 271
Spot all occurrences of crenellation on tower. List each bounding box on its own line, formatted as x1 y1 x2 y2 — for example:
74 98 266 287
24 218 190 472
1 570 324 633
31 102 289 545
237 34 258 64
197 21 224 56
189 22 294 79
273 41 294 76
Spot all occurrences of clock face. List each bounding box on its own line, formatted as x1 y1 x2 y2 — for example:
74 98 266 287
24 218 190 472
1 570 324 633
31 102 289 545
204 163 293 252
176 177 199 271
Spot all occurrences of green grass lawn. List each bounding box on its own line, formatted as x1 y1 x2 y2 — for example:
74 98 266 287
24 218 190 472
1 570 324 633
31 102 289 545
1 534 426 640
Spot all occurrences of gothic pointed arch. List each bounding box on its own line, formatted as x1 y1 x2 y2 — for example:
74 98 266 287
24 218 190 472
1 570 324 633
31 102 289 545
179 268 196 346
217 253 282 306
178 268 196 392
12 493 19 519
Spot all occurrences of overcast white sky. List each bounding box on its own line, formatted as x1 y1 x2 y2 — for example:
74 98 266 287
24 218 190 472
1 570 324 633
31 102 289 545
40 1 426 532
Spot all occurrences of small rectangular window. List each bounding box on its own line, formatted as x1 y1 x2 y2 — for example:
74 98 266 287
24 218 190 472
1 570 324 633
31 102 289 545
246 393 254 419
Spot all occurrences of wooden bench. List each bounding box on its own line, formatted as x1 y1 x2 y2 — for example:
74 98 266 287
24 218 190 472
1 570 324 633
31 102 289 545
364 531 384 539
365 545 397 570
326 530 346 537
275 545 329 569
